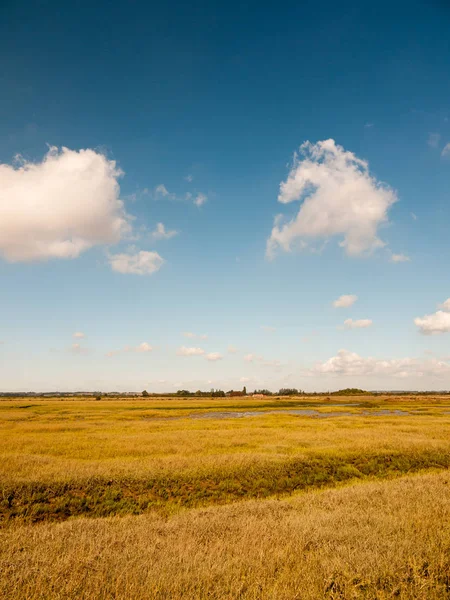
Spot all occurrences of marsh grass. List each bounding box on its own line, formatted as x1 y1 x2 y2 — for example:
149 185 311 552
2 396 450 598
2 396 450 523
1 471 450 599
2 449 450 524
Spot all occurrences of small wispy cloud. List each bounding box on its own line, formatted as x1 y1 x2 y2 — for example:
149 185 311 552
261 325 276 333
441 143 450 158
109 251 164 276
333 294 358 308
136 342 153 352
343 318 373 329
106 342 153 357
411 212 417 221
70 343 89 355
177 346 205 356
151 222 178 241
154 184 176 199
243 353 282 368
205 352 223 361
73 332 86 339
182 332 208 340
228 345 238 354
390 253 410 263
185 174 193 182
194 193 207 207
428 133 441 148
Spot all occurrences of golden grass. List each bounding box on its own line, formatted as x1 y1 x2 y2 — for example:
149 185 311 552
2 395 450 597
1 395 450 485
2 395 450 525
1 471 450 599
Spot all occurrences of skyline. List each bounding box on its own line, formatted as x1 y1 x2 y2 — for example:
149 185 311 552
1 0 450 391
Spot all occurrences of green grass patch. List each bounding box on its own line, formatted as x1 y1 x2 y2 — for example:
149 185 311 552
2 449 449 525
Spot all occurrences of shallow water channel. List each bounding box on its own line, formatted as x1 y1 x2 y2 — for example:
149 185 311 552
187 408 410 419
146 407 411 421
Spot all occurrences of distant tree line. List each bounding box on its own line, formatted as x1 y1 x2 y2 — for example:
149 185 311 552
3 388 450 399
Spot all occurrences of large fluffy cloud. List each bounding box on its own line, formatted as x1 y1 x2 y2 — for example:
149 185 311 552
109 250 164 275
415 299 450 335
0 146 131 261
267 139 397 258
314 349 450 378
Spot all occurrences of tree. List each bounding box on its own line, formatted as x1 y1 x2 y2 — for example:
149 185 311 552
278 388 299 396
242 386 247 395
142 390 149 397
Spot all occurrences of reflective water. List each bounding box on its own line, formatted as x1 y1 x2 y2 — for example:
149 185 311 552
185 408 410 420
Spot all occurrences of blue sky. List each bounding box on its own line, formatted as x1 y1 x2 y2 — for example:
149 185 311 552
1 0 450 392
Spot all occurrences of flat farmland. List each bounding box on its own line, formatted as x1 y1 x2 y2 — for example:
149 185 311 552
1 395 450 598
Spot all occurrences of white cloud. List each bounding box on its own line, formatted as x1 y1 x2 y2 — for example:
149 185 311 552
428 133 441 148
136 342 152 353
177 346 205 356
333 294 358 308
205 352 223 361
0 146 131 262
106 342 153 357
414 299 450 335
415 311 450 335
73 332 86 339
439 299 450 311
261 325 276 332
185 174 193 182
154 184 175 199
364 123 374 128
244 353 257 362
390 253 410 263
109 250 164 275
267 139 397 258
313 348 450 379
343 318 373 329
240 376 251 383
194 193 207 207
151 222 178 240
441 143 450 158
228 345 238 354
411 212 417 221
182 332 208 340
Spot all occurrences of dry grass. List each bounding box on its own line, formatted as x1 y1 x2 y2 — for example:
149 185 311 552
1 471 450 599
1 395 450 486
2 395 450 597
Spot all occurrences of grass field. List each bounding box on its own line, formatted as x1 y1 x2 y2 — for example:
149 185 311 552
1 395 450 598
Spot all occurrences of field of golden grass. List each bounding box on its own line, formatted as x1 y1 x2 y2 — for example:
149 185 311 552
1 395 450 598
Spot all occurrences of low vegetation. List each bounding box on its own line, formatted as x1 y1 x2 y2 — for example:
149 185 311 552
1 394 450 597
1 471 450 599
